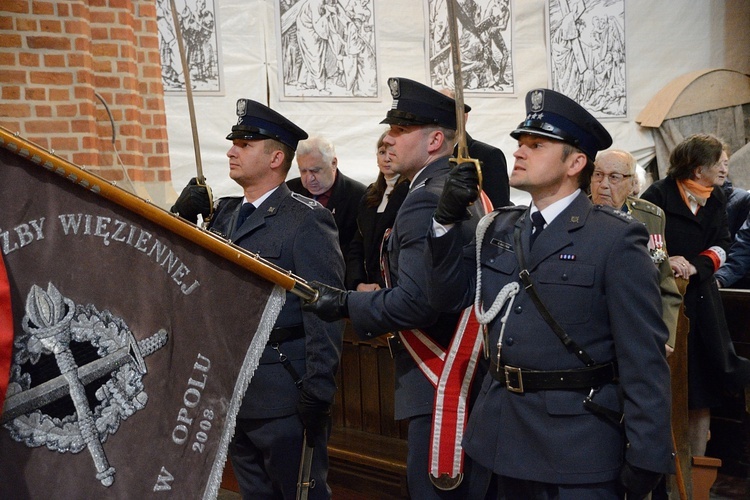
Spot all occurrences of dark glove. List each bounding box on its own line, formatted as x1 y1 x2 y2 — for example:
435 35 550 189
619 462 663 499
434 161 480 225
297 390 331 447
301 281 350 322
170 177 211 223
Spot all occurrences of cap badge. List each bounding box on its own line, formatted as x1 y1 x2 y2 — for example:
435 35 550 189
530 90 544 112
236 98 247 117
389 78 400 99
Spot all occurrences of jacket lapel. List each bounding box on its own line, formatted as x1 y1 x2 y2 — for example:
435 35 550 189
231 184 287 241
529 192 590 268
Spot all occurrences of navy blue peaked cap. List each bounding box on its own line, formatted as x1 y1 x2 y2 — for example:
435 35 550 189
226 99 308 150
511 88 612 161
381 77 470 130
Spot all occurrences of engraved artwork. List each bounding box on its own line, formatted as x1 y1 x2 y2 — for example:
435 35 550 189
277 0 379 99
426 0 514 94
157 0 223 94
547 0 626 118
2 283 168 487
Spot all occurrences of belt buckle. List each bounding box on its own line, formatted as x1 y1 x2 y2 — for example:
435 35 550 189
387 334 400 359
504 365 524 393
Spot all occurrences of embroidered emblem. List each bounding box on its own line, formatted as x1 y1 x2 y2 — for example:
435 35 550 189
649 234 667 264
570 216 580 223
3 283 168 487
530 89 544 112
559 254 576 260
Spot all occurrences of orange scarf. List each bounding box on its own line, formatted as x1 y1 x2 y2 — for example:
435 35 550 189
677 178 713 214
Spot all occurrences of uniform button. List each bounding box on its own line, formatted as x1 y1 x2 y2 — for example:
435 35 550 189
489 258 495 264
506 337 515 346
562 274 568 281
514 305 523 314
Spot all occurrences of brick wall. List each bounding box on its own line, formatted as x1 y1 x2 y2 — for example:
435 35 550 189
0 0 172 204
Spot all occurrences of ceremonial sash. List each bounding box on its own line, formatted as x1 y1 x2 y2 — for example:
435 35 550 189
399 306 483 489
381 189 493 490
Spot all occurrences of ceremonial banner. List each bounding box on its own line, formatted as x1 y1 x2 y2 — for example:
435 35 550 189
0 131 286 499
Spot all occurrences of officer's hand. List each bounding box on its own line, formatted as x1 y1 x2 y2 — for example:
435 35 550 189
170 177 211 224
434 162 479 225
301 281 350 322
619 462 662 499
297 390 331 447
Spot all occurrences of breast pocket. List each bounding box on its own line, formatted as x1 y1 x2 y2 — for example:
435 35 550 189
481 243 517 276
535 261 595 324
251 240 282 260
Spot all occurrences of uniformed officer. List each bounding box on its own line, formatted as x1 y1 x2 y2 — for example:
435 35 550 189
425 89 674 499
591 149 682 352
302 78 491 499
171 99 344 499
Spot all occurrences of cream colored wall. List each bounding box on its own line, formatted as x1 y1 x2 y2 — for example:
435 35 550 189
164 0 750 208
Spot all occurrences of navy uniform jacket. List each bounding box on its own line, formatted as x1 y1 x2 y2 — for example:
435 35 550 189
426 192 673 483
347 156 477 420
208 183 344 419
287 171 367 261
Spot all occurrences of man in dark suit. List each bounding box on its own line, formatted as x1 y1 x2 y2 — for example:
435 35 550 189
286 136 367 260
171 99 344 499
425 89 673 499
302 77 490 499
440 88 511 209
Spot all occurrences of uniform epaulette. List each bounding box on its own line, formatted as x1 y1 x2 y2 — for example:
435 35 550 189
594 204 634 222
291 192 319 209
216 195 242 210
496 205 526 213
629 198 664 218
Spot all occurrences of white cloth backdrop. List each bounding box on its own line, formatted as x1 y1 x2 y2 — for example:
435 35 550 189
164 0 750 208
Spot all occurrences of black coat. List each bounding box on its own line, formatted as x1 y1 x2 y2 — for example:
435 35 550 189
345 179 409 289
465 133 510 209
641 177 750 405
287 171 367 260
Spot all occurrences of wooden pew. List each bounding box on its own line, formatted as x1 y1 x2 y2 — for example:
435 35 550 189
707 289 750 478
327 321 409 498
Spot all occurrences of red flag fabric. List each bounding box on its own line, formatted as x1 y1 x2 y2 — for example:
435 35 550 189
0 138 284 498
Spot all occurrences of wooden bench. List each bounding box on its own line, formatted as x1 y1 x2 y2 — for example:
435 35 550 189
327 322 409 498
707 288 750 478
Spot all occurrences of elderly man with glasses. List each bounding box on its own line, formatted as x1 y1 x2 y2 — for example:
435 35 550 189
591 149 682 353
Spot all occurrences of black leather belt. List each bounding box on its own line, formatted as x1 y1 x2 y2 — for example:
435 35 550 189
490 360 618 393
268 325 304 344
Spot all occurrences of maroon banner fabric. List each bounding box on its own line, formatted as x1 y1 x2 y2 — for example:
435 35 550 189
0 252 12 412
0 147 283 498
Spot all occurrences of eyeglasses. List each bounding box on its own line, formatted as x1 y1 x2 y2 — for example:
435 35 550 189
591 171 633 184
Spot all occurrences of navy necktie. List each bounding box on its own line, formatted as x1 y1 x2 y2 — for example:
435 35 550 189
235 203 255 231
529 211 546 248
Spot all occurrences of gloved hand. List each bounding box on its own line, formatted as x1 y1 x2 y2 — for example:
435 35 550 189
619 462 663 499
170 177 211 224
297 390 331 447
301 281 350 322
434 161 480 225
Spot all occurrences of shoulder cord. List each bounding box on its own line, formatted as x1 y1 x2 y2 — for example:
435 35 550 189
473 212 521 357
